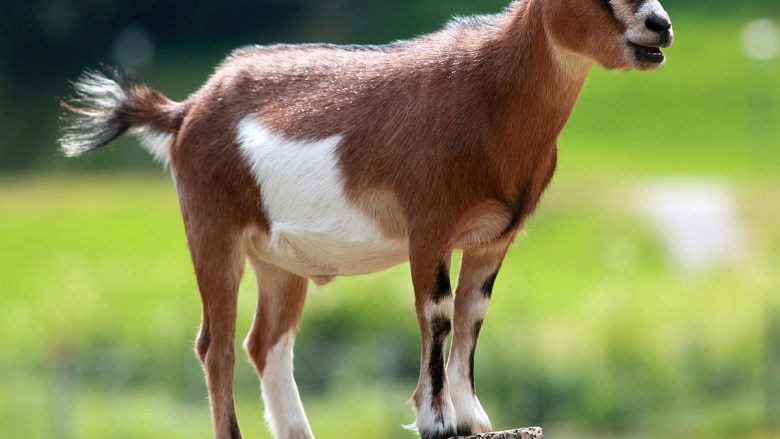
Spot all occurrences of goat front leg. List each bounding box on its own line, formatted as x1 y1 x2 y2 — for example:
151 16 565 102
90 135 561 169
447 244 509 436
408 236 458 439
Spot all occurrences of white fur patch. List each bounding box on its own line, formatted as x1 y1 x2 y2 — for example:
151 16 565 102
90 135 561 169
447 359 492 434
131 125 174 165
409 383 457 439
237 116 408 277
636 0 669 20
409 302 458 438
260 332 315 439
424 296 455 322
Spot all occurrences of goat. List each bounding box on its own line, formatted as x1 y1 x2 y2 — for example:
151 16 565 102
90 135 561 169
58 0 674 438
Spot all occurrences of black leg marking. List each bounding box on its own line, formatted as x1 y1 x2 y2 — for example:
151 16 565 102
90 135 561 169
469 320 483 393
229 412 241 439
499 148 558 241
432 263 452 303
499 185 531 239
429 316 452 401
480 272 498 298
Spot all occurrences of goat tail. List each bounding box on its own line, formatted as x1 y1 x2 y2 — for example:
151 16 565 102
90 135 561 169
58 68 189 164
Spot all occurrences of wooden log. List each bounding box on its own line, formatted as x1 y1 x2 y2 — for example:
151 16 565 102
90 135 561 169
453 427 543 439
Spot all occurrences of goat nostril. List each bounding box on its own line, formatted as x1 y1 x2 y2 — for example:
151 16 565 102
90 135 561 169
645 16 672 33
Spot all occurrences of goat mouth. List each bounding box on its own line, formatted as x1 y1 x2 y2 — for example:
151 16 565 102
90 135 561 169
629 42 665 63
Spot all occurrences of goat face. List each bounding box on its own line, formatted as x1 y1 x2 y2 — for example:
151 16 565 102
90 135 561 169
546 0 674 71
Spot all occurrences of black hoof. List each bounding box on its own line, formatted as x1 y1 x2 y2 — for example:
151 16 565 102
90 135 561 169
420 428 458 439
456 425 474 437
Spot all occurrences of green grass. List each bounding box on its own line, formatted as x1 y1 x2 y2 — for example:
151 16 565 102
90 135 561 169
2 11 780 439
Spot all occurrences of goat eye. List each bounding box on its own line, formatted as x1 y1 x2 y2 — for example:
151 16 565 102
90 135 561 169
602 0 615 15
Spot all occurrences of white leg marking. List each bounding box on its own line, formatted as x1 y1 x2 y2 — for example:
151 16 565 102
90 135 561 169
411 298 457 439
411 387 457 439
448 283 492 434
261 331 314 439
236 117 407 276
447 347 491 434
424 295 455 323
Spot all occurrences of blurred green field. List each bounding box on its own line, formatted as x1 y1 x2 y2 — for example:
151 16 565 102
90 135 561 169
2 172 778 439
1 10 779 439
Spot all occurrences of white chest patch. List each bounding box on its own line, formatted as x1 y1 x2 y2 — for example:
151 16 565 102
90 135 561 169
236 117 408 277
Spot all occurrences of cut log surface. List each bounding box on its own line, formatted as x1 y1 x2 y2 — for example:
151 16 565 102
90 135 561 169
453 427 543 439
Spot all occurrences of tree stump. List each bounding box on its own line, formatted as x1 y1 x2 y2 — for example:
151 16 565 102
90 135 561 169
453 427 543 439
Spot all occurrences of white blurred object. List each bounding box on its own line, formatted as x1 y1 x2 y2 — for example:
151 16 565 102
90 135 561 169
112 25 155 67
742 19 779 61
641 181 743 273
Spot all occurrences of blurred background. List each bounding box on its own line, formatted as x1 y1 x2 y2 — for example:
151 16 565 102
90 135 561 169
1 0 779 438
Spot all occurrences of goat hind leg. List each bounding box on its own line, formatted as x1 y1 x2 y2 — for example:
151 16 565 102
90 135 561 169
188 224 246 439
244 257 314 439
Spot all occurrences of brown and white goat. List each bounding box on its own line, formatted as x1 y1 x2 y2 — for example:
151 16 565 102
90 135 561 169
59 0 673 438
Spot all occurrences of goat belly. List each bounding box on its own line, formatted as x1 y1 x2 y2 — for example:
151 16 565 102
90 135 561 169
249 227 408 277
237 116 408 277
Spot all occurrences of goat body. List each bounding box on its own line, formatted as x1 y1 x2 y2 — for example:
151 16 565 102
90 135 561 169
59 0 673 438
